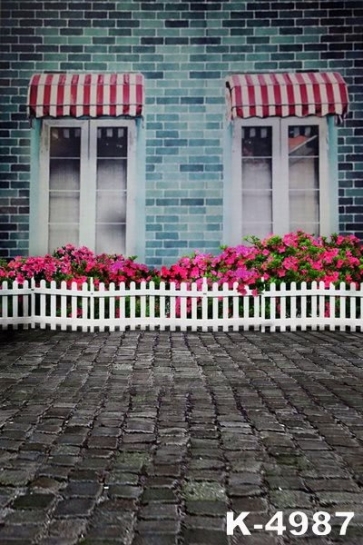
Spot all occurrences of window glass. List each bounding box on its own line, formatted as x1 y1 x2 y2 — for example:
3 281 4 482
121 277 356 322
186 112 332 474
96 224 126 255
95 126 128 254
241 126 272 237
288 125 319 233
48 127 80 251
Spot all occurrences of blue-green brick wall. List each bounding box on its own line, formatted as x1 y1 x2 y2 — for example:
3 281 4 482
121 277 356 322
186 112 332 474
1 0 362 266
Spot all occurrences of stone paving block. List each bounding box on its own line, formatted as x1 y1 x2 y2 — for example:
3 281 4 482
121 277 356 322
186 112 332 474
106 471 139 485
0 523 42 539
86 436 119 449
185 499 227 516
230 496 269 513
53 498 96 518
141 487 176 502
61 481 103 497
47 517 88 538
139 502 179 519
265 475 307 490
0 469 35 486
4 509 49 524
136 519 180 534
107 484 143 499
132 535 178 545
184 515 225 531
316 491 363 506
182 527 228 545
304 478 360 492
269 490 314 509
182 480 227 502
11 492 56 510
36 465 72 481
232 537 281 545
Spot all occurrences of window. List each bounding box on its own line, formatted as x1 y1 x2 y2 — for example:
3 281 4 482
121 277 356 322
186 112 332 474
35 119 136 255
27 72 145 257
224 72 349 244
231 117 329 240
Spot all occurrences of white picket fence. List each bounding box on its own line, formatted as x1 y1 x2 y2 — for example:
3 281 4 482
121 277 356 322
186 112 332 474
1 278 363 332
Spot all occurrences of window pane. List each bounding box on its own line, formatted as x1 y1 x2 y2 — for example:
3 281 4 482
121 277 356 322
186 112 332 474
242 126 272 157
95 126 128 254
97 159 127 191
49 191 80 223
289 158 319 190
241 126 272 238
48 127 81 251
97 127 128 158
290 222 319 234
49 159 80 191
290 190 319 232
242 159 272 190
242 190 272 223
50 127 81 158
96 224 126 255
49 224 79 252
96 190 126 223
288 125 319 157
242 223 272 239
288 125 319 231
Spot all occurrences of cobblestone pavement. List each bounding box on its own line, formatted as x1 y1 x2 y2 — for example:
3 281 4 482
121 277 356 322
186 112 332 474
0 328 363 545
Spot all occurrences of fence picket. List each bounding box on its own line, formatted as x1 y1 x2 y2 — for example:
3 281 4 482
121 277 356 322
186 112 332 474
97 282 105 333
349 282 356 331
60 281 66 330
310 281 317 331
191 282 198 332
254 290 260 331
339 281 346 332
39 280 46 329
300 281 307 331
180 282 187 328
318 281 325 331
168 282 175 331
280 282 286 332
70 282 78 331
243 291 250 331
50 280 56 330
23 280 30 329
2 281 8 323
202 279 209 332
290 281 297 331
12 281 19 329
232 282 239 332
261 284 266 331
81 282 89 331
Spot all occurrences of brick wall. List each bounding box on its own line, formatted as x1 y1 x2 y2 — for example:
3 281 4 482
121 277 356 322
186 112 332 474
1 0 362 265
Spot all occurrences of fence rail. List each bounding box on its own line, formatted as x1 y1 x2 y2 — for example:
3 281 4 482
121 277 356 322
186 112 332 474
1 278 363 332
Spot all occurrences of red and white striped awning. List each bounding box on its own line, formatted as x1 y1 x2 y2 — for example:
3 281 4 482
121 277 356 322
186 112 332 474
27 73 144 118
225 72 349 119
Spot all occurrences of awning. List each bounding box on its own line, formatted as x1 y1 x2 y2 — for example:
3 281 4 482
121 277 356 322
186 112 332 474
27 73 144 118
225 72 349 119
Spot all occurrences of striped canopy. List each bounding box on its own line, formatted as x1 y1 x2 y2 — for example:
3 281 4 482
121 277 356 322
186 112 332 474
27 73 144 118
225 72 349 119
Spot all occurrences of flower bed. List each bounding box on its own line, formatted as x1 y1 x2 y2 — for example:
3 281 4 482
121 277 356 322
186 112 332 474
1 231 363 291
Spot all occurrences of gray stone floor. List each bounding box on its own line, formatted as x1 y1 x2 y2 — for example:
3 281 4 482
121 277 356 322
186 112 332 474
0 328 362 544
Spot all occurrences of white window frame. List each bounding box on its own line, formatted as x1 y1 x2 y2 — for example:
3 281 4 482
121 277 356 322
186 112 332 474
230 116 330 244
35 118 137 255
